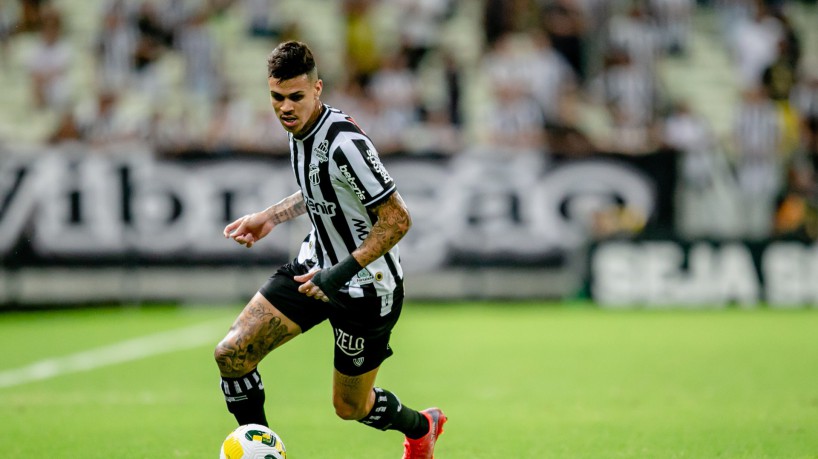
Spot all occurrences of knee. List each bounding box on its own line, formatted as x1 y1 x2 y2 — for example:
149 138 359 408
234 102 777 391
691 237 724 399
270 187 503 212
214 340 251 377
332 395 369 421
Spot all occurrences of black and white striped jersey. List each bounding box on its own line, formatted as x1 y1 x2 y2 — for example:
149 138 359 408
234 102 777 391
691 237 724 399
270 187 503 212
289 104 402 298
732 97 781 160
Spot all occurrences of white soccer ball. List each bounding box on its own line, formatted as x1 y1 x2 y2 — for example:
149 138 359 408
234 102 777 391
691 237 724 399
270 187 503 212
219 423 287 459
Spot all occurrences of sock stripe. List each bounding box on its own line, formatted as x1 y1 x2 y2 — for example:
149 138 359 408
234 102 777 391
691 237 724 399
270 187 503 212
222 368 264 397
358 387 419 435
221 368 268 426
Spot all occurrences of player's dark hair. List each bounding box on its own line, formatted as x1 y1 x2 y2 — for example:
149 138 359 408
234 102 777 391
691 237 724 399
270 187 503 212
267 41 318 81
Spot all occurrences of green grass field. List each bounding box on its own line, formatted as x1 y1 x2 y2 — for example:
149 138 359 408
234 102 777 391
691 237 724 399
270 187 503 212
1 302 817 458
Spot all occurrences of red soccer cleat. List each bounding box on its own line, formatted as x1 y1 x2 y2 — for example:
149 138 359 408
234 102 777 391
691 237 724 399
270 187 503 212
402 407 447 459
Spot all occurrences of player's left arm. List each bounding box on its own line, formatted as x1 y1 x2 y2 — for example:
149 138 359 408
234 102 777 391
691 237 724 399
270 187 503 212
352 191 412 266
297 191 411 300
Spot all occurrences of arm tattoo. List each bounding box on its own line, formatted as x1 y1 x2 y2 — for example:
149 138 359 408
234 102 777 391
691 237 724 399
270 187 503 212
216 299 295 377
354 192 411 266
267 191 306 225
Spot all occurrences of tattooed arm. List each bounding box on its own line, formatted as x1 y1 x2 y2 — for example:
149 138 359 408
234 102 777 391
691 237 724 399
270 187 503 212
352 191 412 267
264 191 308 225
223 191 307 248
297 191 411 301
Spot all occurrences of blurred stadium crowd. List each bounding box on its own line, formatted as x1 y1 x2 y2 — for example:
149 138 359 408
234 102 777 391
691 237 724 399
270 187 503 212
1 0 817 240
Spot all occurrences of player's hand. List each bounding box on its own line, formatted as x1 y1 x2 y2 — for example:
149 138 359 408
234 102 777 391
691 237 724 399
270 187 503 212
223 213 275 248
294 270 330 302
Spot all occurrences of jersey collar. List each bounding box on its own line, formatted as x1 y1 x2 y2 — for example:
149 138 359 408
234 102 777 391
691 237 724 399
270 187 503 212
294 103 330 140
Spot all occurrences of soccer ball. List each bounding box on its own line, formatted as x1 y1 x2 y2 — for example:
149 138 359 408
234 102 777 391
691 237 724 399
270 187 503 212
219 424 287 459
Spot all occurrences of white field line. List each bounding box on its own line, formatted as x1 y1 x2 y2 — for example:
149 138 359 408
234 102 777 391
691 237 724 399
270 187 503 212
0 319 227 389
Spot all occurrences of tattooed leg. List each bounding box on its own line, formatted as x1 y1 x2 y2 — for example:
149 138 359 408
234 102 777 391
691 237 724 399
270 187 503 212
215 292 300 426
334 366 429 438
215 291 301 377
332 367 380 420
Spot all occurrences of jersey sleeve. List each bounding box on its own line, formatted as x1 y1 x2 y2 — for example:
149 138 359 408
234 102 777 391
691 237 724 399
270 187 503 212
331 136 397 208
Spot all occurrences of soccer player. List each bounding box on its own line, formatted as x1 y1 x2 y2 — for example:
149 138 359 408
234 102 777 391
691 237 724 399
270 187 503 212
214 41 446 458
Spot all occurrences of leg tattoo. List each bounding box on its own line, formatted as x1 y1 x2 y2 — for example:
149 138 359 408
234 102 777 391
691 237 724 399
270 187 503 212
216 299 295 377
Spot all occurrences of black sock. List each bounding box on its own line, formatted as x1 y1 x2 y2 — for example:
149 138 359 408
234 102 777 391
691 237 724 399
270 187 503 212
221 368 268 426
357 387 429 439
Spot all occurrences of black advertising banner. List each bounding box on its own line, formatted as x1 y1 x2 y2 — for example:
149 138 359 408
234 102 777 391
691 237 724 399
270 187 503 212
1 147 672 272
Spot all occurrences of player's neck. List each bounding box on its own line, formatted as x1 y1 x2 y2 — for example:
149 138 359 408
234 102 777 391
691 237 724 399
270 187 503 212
296 101 324 139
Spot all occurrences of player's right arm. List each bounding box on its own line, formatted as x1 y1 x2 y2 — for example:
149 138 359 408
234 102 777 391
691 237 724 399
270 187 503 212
224 191 306 248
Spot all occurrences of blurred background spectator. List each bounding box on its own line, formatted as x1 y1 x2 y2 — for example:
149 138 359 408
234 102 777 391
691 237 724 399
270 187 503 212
0 0 816 242
24 5 73 111
730 85 785 239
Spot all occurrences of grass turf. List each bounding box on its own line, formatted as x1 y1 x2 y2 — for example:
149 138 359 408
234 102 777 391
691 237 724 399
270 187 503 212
1 303 817 458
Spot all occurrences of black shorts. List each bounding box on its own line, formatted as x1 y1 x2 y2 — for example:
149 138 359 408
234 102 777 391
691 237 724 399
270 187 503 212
258 262 404 376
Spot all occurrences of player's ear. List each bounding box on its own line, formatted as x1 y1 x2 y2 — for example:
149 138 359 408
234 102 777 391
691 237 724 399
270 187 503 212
314 79 323 99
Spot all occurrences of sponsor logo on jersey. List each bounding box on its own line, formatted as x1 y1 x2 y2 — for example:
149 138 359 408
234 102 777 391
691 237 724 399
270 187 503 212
309 163 320 185
339 165 366 201
354 268 375 285
313 140 329 162
365 149 392 183
305 197 336 216
351 218 369 240
334 328 365 356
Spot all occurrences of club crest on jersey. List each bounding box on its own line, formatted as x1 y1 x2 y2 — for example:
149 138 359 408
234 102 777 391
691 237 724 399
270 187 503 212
313 140 329 162
309 163 320 185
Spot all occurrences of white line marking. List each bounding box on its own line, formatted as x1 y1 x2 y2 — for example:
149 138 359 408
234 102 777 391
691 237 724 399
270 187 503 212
0 319 226 389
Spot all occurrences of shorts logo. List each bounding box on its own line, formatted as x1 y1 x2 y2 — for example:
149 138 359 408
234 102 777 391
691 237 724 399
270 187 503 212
335 328 365 356
353 357 365 367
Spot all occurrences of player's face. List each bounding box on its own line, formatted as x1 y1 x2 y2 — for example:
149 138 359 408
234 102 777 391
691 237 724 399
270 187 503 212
268 74 323 136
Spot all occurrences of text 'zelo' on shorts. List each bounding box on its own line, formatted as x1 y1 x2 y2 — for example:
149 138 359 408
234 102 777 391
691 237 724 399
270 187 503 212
258 262 404 376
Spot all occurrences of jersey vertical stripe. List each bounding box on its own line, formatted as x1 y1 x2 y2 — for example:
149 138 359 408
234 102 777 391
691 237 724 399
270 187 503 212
289 104 403 297
294 136 327 268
